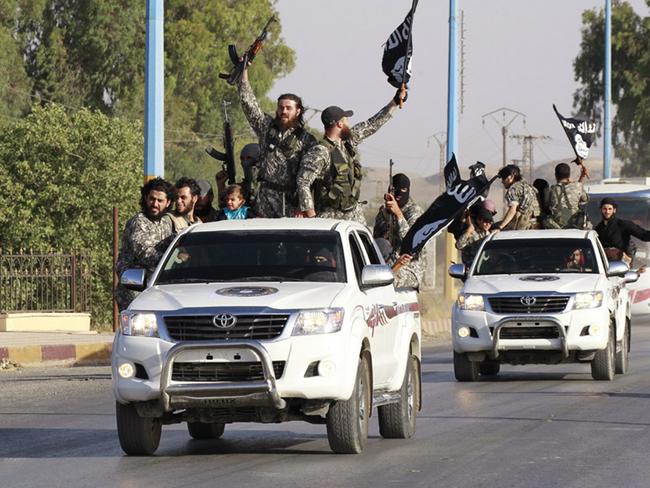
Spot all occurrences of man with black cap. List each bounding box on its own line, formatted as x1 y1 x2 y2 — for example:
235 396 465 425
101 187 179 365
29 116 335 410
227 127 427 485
595 197 650 264
373 172 425 289
296 88 406 224
456 207 494 267
237 65 316 217
494 164 537 231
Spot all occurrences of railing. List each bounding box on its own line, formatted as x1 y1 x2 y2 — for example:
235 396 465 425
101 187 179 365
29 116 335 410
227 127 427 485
0 251 91 313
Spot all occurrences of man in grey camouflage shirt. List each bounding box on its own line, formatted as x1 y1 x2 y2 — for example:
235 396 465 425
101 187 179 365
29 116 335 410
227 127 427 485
543 161 588 229
115 178 175 310
296 88 406 225
373 173 425 289
455 207 494 267
238 66 316 217
494 164 538 231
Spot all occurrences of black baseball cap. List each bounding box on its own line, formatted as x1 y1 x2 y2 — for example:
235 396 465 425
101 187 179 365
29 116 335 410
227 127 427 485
476 207 494 223
321 106 353 127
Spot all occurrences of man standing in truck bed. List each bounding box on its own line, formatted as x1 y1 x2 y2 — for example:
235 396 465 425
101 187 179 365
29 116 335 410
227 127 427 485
237 65 316 218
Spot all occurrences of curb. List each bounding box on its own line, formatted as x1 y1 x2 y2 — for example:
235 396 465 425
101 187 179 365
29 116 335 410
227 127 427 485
0 342 112 367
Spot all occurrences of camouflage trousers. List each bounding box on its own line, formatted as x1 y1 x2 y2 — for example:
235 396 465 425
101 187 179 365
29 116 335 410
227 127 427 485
318 203 367 227
503 209 534 231
115 285 139 312
254 187 297 218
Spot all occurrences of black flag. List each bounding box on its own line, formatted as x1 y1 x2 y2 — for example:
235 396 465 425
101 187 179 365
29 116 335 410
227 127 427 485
382 0 419 88
553 104 597 160
400 155 496 256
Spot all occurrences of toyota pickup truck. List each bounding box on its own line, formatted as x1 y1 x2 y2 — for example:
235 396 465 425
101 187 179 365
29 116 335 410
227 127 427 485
113 218 421 455
449 229 638 381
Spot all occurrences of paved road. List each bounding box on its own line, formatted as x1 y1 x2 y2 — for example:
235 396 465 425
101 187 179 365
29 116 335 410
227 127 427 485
2 322 650 488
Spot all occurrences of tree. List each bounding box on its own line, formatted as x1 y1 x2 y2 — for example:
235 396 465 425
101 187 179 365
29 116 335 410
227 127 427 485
0 104 143 326
573 2 650 176
8 0 294 181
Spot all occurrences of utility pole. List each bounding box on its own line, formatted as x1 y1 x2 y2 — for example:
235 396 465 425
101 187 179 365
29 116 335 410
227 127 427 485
482 108 526 168
428 132 447 194
510 134 551 181
460 10 466 115
144 0 164 182
603 0 612 178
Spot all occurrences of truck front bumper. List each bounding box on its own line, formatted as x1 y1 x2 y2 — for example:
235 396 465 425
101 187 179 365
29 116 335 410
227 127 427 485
112 333 358 409
452 307 610 357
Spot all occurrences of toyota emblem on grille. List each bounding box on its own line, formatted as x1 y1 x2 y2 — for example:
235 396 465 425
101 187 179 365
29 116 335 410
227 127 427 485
520 296 537 306
213 313 237 329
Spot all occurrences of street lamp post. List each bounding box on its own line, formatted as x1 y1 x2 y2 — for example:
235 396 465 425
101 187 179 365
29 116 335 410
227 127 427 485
144 0 165 182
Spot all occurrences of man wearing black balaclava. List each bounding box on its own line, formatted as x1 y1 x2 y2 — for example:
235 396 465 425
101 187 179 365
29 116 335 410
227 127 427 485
373 173 425 289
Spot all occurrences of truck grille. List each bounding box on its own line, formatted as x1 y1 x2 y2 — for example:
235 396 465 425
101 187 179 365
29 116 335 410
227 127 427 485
164 314 289 341
171 361 286 382
488 296 569 314
496 326 560 339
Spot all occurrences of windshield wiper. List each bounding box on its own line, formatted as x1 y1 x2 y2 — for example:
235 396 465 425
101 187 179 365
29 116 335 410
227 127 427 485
156 278 222 285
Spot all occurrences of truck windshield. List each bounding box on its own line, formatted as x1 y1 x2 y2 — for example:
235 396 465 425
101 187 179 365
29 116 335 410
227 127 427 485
156 230 346 284
474 238 599 275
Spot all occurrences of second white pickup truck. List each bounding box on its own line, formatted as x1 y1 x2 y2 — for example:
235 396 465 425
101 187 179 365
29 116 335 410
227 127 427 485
113 219 422 455
449 229 638 381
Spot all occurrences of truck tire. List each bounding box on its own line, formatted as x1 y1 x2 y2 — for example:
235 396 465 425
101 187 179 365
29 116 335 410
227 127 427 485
453 351 479 382
326 355 371 454
116 402 161 456
187 422 225 440
378 355 419 439
591 324 615 380
479 360 500 376
615 319 631 375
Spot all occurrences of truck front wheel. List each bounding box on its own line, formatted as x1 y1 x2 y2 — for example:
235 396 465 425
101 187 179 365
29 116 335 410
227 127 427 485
187 422 225 440
453 351 479 382
116 402 161 456
615 319 631 375
326 355 371 454
591 323 615 380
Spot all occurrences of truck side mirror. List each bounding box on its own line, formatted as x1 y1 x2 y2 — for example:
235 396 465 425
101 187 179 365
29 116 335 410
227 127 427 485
607 261 629 278
624 270 639 284
361 264 394 289
120 268 147 291
448 263 467 281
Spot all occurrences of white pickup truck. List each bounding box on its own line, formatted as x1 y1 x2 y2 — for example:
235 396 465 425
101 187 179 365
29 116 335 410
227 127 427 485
113 219 421 455
449 229 638 381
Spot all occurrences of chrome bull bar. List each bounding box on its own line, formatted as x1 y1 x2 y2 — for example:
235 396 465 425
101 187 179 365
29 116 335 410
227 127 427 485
160 340 286 411
491 316 569 360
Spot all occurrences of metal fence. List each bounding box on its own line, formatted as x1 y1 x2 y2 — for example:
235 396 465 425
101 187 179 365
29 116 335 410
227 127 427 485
0 251 91 313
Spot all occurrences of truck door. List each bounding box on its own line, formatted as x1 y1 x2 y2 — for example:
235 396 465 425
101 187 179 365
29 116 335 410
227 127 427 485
350 230 398 387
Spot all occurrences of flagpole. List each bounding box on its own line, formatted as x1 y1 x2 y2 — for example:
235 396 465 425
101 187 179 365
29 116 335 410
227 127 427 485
603 0 612 179
445 0 459 303
399 0 419 107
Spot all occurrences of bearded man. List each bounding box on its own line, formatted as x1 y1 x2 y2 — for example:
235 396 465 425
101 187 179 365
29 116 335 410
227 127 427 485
169 177 201 233
296 88 405 225
237 65 316 217
115 178 175 310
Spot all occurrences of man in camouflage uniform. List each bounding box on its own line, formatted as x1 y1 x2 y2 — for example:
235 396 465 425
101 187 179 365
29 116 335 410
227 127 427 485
455 207 494 267
238 66 316 217
373 173 425 289
115 178 175 310
494 165 537 231
296 88 406 225
543 161 588 229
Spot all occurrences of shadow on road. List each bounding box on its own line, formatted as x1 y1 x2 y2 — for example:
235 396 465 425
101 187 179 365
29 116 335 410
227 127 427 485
418 414 650 427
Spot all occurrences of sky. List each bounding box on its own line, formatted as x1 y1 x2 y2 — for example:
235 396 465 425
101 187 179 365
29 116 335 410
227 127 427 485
270 0 649 179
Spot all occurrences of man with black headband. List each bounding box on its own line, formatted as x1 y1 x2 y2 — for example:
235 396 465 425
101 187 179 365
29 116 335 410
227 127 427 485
296 87 406 224
238 65 316 217
115 177 175 310
373 173 425 289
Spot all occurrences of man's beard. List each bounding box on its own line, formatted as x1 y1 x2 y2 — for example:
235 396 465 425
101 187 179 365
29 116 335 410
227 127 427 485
174 206 191 217
145 207 166 221
276 116 299 131
340 125 352 141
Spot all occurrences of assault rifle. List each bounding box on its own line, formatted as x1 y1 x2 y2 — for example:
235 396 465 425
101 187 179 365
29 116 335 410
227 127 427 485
219 16 276 85
206 101 236 185
386 158 396 242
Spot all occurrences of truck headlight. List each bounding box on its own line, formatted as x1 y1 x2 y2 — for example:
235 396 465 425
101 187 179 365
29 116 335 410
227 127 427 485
457 294 485 311
573 292 603 310
292 309 344 336
120 312 159 337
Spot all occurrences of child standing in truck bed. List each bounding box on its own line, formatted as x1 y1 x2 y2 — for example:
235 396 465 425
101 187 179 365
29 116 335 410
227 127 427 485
217 184 256 220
